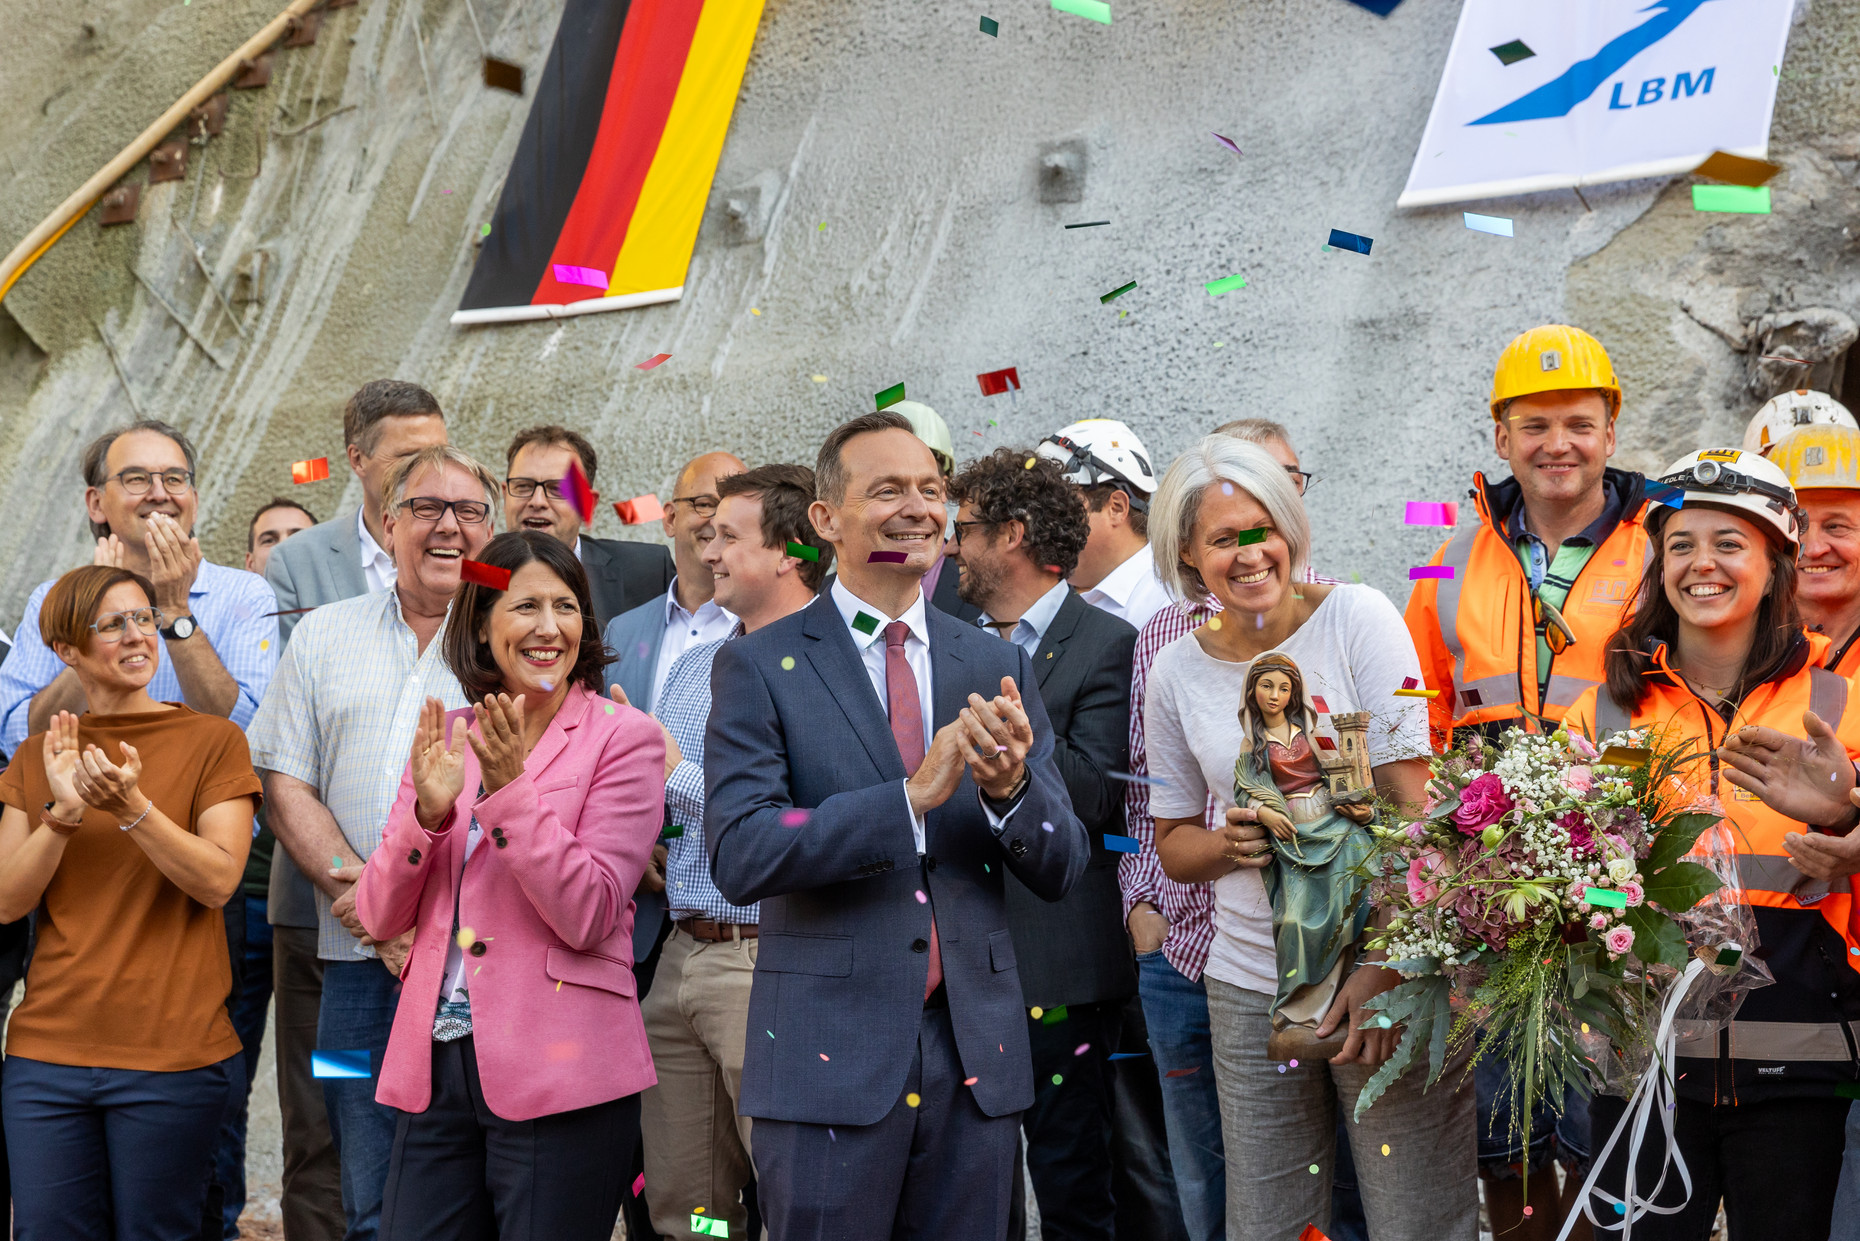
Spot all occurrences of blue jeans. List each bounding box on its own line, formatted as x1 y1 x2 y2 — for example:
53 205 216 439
1474 1047 1592 1177
318 957 403 1241
1830 1101 1860 1241
1135 951 1225 1241
212 896 274 1237
4 1052 239 1241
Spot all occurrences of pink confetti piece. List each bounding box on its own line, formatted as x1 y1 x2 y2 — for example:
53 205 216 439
819 1053 830 1061
964 1076 979 1085
551 264 609 290
1403 501 1459 526
1401 676 1420 689
1212 132 1242 156
781 808 810 827
915 890 928 903
1074 1043 1090 1056
1409 565 1454 580
868 550 910 564
633 1174 645 1197
635 353 672 370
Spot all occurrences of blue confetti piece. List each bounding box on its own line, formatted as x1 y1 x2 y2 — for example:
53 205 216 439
1327 228 1373 255
311 1050 371 1079
1102 834 1141 853
1109 771 1169 787
1107 1051 1150 1060
1463 212 1514 237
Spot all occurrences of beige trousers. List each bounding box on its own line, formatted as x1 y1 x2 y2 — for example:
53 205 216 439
640 925 759 1239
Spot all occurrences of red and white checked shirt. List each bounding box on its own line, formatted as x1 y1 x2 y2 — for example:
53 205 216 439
1119 565 1342 980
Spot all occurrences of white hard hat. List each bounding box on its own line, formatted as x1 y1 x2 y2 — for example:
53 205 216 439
1035 419 1157 508
889 400 955 475
1646 447 1804 547
1741 389 1857 456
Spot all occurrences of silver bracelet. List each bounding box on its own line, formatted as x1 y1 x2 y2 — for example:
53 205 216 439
118 802 153 832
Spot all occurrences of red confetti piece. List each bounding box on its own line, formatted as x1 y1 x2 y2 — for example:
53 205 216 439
976 367 1021 396
561 459 595 523
1311 695 1330 713
964 1076 979 1086
635 353 673 370
1299 1226 1333 1241
459 559 512 591
1165 1066 1200 1078
1401 676 1420 690
291 457 330 484
633 1173 645 1197
614 494 666 525
1315 735 1337 751
868 551 910 564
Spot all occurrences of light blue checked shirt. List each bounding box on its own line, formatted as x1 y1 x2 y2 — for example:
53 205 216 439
0 559 279 755
247 588 466 961
656 626 759 925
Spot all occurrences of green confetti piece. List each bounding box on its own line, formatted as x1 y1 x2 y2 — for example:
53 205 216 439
1051 1073 1063 1084
781 656 796 670
1205 273 1247 296
1051 0 1111 22
1236 527 1269 546
1100 280 1137 304
480 223 491 237
1488 39 1534 66
1838 1081 1860 1100
1692 185 1771 214
852 611 880 635
874 382 907 410
1715 945 1743 967
1041 1004 1069 1025
662 825 686 839
980 14 998 35
1585 887 1627 908
784 541 821 562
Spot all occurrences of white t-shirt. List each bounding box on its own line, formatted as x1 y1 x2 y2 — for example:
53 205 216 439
1142 584 1429 996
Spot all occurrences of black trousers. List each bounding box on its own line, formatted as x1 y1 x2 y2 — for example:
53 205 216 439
1022 1000 1120 1241
378 1036 639 1241
1587 1092 1848 1241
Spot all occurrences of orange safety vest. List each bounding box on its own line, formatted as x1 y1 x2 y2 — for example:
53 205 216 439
1823 626 1860 679
1566 633 1860 1072
1403 471 1650 752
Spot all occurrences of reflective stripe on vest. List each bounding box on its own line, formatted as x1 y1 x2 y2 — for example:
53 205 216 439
1675 1018 1860 1063
1740 854 1853 903
1432 525 1516 717
1588 665 1847 742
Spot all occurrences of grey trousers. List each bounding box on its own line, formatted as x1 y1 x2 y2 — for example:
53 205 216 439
1205 977 1478 1241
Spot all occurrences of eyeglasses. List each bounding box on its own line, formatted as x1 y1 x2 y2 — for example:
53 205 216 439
398 497 492 524
1534 593 1576 656
90 607 166 642
107 468 194 495
670 496 720 518
505 477 565 501
951 519 997 547
1284 466 1316 495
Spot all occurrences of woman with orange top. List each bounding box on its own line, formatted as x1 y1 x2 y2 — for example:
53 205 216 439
1564 449 1860 1241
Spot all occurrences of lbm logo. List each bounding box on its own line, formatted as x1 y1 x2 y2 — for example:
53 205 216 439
1471 0 1720 125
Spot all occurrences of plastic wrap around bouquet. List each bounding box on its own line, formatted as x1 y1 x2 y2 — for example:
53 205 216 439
1356 724 1769 1234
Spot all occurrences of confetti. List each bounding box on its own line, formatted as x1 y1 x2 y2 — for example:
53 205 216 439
332 856 343 868
1381 1144 1390 1156
480 223 492 237
915 890 928 904
1312 695 1330 713
852 611 880 635
1404 501 1459 525
1692 185 1771 214
819 1053 830 1061
483 56 525 94
1308 1165 1321 1175
561 459 595 523
260 639 270 651
964 1076 979 1086
1692 150 1782 187
551 264 608 290
977 367 1021 396
635 353 673 370
1586 887 1627 909
1488 39 1535 65
310 1050 371 1079
781 656 795 671
1043 821 1055 832
1100 280 1137 304
459 559 513 591
1102 834 1140 853
979 15 998 34
1522 1207 1534 1218
633 1173 646 1196
1065 220 1111 229
784 541 821 562
1463 213 1514 237
1599 745 1651 768
874 382 907 410
1289 1058 1299 1067
1030 1007 1043 1019
1051 0 1111 22
780 808 810 827
1110 771 1168 787
1208 616 1223 630
1393 688 1439 699
868 550 910 564
1236 527 1269 546
1073 1043 1091 1056
1042 1006 1069 1024
1327 229 1373 255
456 927 476 950
1205 273 1247 296
907 1092 922 1107
1409 565 1453 580
811 374 829 383
1164 1066 1200 1078
291 457 330 484
1212 132 1243 156
613 494 666 525
1108 1051 1148 1060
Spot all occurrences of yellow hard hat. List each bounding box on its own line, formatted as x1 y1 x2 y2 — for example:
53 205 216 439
1489 325 1622 421
1770 424 1860 494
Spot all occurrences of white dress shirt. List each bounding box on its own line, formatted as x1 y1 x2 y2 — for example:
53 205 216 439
358 509 396 594
651 582 738 705
1078 544 1174 631
977 579 1071 657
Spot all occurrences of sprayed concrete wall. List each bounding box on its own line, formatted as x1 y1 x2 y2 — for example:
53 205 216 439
0 0 1853 626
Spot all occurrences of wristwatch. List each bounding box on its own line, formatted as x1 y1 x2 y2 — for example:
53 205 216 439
160 614 198 641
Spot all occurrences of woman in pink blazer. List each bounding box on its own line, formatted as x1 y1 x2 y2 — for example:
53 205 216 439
357 531 664 1241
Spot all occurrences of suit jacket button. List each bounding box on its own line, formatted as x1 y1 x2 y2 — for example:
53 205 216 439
911 938 928 953
1009 840 1028 857
926 856 937 872
408 849 421 864
469 941 487 957
491 827 505 839
494 837 508 848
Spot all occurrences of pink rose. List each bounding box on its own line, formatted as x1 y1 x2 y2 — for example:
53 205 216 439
1556 810 1593 853
1405 848 1446 905
1569 734 1600 761
1404 823 1427 842
1620 881 1644 907
1452 773 1515 834
1604 926 1635 955
1589 913 1609 930
1563 766 1594 796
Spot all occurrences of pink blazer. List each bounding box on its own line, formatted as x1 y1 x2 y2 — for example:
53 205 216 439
357 685 665 1121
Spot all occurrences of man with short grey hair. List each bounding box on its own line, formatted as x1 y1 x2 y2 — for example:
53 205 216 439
250 443 498 1241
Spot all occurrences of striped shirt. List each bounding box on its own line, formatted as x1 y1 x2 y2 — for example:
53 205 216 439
247 589 466 961
655 629 759 925
1117 564 1340 980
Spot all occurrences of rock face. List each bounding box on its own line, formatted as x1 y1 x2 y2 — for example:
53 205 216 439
0 0 1854 617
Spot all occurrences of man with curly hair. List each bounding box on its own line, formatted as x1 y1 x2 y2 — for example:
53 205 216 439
946 448 1141 1241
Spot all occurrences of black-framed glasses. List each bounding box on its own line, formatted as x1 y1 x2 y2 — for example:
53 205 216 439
670 495 720 518
1284 466 1316 495
398 497 492 524
504 477 565 501
90 607 167 643
951 519 997 547
107 467 194 496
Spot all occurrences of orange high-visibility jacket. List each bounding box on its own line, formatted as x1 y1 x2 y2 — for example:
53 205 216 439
1404 471 1650 752
1566 633 1860 1103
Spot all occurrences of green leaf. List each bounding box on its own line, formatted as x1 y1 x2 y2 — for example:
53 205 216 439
1623 904 1690 968
1647 812 1719 874
1429 794 1462 823
1642 860 1722 913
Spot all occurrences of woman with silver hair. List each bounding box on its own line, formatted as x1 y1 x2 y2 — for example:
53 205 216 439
1141 434 1477 1240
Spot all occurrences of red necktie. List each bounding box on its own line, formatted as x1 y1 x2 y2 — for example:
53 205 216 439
884 622 942 1000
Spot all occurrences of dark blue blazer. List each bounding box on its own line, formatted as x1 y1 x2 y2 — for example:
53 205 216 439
705 593 1089 1125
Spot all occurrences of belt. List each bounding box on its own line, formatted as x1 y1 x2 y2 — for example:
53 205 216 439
676 918 759 943
1674 1018 1860 1063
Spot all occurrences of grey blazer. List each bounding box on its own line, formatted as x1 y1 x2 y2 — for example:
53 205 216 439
1003 590 1139 1008
600 591 671 713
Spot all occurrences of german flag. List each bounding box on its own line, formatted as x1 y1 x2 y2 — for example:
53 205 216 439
454 0 765 325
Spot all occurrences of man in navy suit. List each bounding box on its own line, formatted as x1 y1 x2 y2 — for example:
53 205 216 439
706 411 1090 1240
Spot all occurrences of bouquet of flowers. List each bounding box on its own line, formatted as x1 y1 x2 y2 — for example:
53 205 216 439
1354 724 1734 1138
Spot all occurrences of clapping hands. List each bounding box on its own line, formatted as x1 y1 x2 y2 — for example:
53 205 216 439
410 698 467 831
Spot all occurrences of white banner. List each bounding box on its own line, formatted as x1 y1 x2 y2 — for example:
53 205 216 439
1398 0 1796 209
